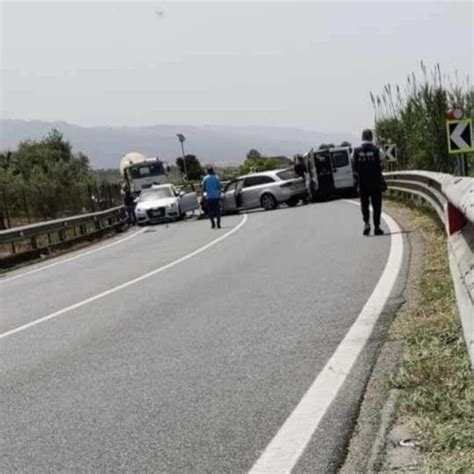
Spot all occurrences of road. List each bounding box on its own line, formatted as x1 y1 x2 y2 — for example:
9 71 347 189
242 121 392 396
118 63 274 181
0 200 401 473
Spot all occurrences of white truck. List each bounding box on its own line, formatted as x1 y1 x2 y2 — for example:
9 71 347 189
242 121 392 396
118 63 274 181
120 152 168 196
302 146 357 200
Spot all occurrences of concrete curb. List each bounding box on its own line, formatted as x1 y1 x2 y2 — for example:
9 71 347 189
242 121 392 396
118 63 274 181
366 389 400 473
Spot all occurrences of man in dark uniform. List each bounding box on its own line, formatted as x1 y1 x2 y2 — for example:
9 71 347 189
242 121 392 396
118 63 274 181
294 155 309 204
123 188 137 226
294 155 305 179
352 129 385 236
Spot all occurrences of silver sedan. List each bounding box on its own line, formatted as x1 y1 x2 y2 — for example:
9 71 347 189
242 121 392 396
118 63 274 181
221 169 307 213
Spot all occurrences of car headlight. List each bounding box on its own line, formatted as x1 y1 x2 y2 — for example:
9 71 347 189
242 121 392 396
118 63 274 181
167 202 177 208
136 208 146 215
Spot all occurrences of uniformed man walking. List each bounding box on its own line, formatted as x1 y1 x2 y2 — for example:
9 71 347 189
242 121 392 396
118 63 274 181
352 129 386 236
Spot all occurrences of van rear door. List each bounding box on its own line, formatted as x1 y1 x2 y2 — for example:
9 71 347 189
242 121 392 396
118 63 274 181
314 150 335 195
330 149 354 190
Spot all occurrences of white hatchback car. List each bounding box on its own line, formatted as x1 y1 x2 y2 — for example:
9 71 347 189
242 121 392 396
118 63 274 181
135 184 199 225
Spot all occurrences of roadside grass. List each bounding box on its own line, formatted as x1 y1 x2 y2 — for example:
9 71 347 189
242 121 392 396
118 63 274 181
387 201 474 472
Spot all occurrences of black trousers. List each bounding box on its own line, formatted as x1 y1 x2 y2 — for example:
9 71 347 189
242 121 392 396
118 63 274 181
207 198 221 226
360 191 382 227
126 205 137 225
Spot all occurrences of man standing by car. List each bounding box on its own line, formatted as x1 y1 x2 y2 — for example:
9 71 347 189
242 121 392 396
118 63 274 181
294 155 309 204
123 188 137 226
352 129 386 236
202 167 222 229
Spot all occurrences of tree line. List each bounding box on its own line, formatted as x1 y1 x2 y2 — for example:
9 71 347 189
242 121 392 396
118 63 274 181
0 130 121 229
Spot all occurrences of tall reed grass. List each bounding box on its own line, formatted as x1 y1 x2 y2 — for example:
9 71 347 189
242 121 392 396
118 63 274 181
371 62 473 172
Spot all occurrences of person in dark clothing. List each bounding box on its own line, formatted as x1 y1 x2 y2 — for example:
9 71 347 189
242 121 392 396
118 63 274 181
294 156 309 204
294 156 305 178
352 129 385 236
123 189 137 225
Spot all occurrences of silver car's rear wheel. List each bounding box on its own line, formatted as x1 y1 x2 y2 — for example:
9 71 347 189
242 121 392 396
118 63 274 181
261 193 277 210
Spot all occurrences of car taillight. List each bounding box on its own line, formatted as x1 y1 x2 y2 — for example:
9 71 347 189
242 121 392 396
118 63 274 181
280 182 293 188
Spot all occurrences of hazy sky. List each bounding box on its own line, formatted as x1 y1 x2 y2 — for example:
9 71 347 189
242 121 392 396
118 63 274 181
1 1 473 135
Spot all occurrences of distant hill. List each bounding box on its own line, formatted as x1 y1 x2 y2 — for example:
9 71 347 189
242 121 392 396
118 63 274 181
0 119 357 169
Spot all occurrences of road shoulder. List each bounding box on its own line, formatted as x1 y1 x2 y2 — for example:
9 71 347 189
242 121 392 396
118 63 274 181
340 202 425 473
340 199 474 472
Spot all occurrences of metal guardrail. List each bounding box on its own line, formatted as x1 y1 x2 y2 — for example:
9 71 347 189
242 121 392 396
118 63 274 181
0 206 127 268
0 180 230 268
385 171 474 368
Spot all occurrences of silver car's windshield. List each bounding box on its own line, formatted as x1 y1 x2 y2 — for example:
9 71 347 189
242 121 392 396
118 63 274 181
139 188 173 201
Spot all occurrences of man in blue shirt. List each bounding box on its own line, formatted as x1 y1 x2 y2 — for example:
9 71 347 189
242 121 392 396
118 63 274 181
202 167 222 229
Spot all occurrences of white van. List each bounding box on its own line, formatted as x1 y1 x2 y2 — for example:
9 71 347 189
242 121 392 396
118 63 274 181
303 146 357 200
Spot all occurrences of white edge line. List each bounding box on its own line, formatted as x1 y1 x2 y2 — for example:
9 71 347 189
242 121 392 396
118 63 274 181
0 214 248 340
249 204 403 474
0 228 147 283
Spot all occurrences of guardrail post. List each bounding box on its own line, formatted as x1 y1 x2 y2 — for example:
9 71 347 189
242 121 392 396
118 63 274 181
2 189 12 229
31 236 38 250
445 202 467 235
58 229 66 242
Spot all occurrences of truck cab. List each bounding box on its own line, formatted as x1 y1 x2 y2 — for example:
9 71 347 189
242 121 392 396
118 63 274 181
303 146 356 200
120 154 169 196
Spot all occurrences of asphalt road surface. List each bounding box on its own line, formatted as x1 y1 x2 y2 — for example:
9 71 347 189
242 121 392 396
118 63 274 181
0 200 398 473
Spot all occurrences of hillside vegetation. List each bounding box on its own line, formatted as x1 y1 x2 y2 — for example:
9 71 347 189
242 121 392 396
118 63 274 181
371 62 473 173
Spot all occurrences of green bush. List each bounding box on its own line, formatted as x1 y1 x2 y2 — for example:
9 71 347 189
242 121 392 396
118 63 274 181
0 129 121 228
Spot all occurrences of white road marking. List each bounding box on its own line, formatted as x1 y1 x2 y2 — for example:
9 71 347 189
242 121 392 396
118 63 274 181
0 228 147 283
249 205 403 474
0 215 248 340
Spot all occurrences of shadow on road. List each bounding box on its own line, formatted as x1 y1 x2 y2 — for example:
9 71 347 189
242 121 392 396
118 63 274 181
374 230 413 237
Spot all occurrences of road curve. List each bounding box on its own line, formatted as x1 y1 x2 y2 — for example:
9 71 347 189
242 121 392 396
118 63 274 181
1 201 395 473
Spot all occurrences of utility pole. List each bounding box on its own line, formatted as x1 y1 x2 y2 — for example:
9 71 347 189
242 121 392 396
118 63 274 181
176 133 188 180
